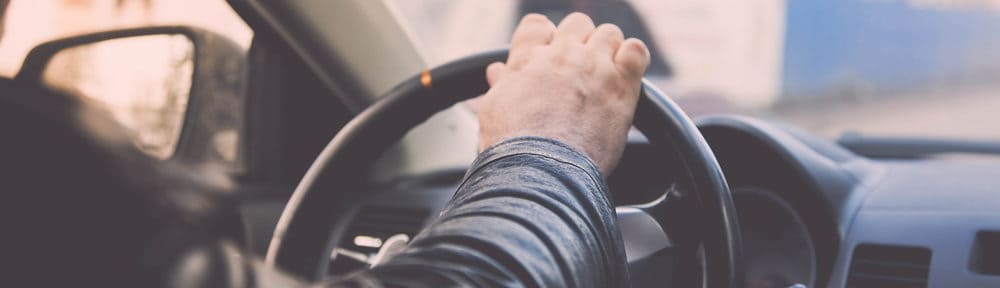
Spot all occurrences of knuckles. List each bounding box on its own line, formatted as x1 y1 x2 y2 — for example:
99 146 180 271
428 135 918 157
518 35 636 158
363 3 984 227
480 14 643 174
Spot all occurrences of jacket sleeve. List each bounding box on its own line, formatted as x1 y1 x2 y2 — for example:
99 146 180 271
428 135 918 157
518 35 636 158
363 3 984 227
331 137 630 287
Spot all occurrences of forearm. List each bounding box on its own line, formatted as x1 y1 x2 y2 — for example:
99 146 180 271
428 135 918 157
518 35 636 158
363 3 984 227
332 137 629 287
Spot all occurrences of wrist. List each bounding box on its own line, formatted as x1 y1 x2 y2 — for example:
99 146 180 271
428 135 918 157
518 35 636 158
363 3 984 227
475 136 607 181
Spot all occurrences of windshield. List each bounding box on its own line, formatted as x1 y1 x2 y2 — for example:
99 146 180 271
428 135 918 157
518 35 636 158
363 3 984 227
389 0 1000 141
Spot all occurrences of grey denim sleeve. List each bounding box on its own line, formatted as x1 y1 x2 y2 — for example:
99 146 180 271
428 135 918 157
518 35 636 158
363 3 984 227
332 137 630 287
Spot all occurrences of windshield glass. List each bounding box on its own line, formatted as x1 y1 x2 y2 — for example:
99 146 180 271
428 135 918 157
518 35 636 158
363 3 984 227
389 0 1000 140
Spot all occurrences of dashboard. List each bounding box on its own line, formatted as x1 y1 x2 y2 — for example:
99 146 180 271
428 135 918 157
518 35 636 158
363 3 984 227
318 115 1000 288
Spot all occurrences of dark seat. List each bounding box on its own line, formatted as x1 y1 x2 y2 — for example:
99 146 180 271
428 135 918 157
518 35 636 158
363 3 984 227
0 77 239 287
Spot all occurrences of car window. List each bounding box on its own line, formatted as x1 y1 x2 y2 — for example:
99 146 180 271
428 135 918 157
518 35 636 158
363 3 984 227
0 0 251 162
389 0 1000 141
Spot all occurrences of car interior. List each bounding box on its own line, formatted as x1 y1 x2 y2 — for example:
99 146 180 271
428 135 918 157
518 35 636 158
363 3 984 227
3 0 1000 287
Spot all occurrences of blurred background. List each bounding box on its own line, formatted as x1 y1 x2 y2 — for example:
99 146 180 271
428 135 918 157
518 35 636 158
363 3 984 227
2 0 999 143
0 0 251 77
388 0 1000 140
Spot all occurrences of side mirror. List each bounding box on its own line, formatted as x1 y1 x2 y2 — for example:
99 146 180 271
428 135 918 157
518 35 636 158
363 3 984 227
15 26 245 166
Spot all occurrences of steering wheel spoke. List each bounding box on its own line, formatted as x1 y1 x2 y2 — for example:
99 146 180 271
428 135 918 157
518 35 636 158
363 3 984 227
620 183 711 287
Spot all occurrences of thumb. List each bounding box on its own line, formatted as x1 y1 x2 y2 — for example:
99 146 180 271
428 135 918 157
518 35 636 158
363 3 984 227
486 62 509 87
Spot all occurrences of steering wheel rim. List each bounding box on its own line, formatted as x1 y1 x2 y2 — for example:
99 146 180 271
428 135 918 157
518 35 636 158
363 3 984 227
266 50 743 287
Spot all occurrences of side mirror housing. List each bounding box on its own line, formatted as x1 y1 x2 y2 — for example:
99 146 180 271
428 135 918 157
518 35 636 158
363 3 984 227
15 26 246 167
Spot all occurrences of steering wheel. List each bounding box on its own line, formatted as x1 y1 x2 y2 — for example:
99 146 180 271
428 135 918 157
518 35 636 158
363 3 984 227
266 50 744 287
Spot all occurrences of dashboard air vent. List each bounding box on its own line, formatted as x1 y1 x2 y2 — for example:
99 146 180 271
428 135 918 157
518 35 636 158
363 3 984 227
343 206 430 254
971 231 1000 276
847 244 932 288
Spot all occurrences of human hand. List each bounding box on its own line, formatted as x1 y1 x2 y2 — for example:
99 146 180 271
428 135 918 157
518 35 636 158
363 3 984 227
477 13 651 176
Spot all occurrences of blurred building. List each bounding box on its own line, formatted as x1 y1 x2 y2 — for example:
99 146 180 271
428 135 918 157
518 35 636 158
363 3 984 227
782 0 1000 100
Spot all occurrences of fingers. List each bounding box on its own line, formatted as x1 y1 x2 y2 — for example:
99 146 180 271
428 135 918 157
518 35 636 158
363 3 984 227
486 62 508 86
614 38 651 79
510 12 644 79
554 12 596 45
586 23 624 56
509 14 556 67
511 14 557 50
